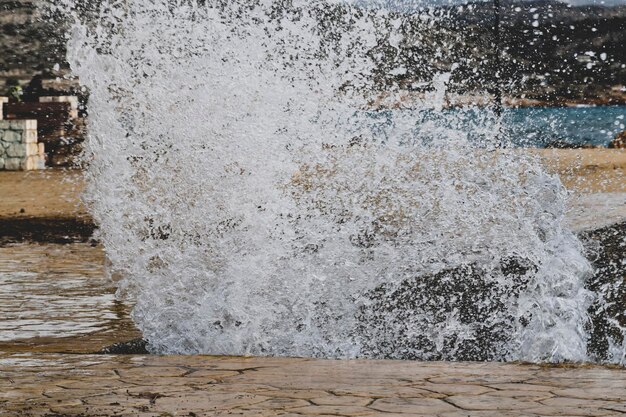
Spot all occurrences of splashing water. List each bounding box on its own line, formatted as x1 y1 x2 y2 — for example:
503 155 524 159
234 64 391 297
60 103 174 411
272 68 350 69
52 0 622 362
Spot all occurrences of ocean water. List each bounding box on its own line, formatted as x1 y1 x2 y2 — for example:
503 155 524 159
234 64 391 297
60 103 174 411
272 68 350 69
52 0 625 362
364 106 626 148
503 106 626 147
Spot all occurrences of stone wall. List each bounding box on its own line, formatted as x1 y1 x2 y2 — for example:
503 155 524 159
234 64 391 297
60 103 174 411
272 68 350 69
0 119 45 170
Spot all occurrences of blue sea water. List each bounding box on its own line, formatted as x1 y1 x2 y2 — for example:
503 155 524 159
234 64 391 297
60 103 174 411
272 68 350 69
502 105 626 147
364 105 625 148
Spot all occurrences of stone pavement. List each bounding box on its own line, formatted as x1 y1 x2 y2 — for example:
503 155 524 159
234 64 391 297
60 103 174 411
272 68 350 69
2 353 626 416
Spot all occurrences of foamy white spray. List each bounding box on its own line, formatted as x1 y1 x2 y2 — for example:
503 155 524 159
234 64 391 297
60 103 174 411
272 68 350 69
52 0 611 361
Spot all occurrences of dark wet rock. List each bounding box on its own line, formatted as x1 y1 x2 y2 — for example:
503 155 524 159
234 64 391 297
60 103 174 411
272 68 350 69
0 216 96 246
580 221 626 361
545 140 598 149
97 338 149 354
356 257 537 361
356 222 626 361
608 131 626 149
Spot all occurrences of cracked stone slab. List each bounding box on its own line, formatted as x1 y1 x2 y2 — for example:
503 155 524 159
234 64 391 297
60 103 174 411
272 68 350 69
2 353 626 416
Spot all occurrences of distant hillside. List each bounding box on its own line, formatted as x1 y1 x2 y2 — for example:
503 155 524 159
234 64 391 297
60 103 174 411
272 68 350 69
351 0 625 104
0 0 67 92
1 0 624 105
444 0 626 103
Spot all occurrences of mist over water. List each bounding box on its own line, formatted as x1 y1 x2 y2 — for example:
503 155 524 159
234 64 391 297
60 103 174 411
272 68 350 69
54 0 623 362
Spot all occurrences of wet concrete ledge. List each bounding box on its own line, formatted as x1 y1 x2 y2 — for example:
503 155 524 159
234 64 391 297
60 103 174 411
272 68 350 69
0 216 96 246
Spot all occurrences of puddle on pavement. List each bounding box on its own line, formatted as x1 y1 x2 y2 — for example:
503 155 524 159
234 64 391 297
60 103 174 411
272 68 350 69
0 243 140 353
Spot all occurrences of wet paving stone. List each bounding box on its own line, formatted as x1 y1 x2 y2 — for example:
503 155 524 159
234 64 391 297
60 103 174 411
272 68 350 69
0 243 141 354
2 354 626 416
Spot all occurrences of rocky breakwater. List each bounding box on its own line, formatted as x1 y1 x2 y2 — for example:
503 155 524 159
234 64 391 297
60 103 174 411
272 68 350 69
583 221 626 360
356 220 626 362
102 218 626 360
609 130 626 149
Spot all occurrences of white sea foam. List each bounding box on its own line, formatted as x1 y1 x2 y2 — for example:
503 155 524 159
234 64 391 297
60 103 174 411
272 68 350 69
52 0 621 362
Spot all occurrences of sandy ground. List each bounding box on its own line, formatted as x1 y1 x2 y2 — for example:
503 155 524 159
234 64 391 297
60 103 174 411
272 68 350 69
539 149 626 231
538 149 626 194
0 169 87 219
0 149 623 229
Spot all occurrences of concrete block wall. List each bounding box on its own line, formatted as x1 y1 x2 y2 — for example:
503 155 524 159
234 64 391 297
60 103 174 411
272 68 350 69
0 119 45 170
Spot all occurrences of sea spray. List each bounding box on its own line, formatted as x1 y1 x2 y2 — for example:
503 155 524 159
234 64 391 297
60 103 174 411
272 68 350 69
52 0 611 361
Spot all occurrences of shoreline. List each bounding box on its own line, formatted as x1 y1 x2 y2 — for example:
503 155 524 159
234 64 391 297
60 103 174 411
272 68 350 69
366 91 626 110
